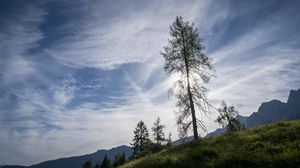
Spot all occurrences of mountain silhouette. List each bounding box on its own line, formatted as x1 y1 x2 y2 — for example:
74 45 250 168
207 88 300 137
246 89 300 127
1 166 26 168
2 89 299 168
1 145 131 168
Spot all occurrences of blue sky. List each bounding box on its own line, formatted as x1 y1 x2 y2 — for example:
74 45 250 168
1 0 300 165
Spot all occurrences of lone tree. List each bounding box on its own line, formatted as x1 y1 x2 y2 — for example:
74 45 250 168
161 16 214 139
215 101 244 132
151 117 166 145
130 120 151 158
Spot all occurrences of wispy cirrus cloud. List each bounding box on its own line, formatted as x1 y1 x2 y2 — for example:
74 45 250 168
206 2 300 115
0 2 47 164
44 0 228 69
1 72 175 165
0 1 46 86
1 0 300 166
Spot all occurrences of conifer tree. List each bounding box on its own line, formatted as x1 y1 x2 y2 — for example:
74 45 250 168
113 152 126 167
166 132 172 147
216 101 244 132
151 117 166 145
82 160 93 168
130 120 151 158
100 154 111 168
161 16 214 140
121 152 126 163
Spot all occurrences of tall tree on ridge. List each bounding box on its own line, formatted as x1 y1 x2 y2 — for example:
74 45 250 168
151 117 166 145
161 16 214 139
130 120 151 158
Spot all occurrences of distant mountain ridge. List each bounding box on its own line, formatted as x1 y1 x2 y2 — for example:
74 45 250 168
1 145 132 168
1 166 26 168
3 89 299 168
246 89 300 127
207 88 300 137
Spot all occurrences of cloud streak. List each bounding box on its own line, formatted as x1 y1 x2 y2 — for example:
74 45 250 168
0 1 46 86
0 0 300 166
44 0 227 69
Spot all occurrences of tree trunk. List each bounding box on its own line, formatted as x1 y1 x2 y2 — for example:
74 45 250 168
185 62 199 140
180 28 199 140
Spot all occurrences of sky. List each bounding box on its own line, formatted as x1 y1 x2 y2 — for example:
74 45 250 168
0 0 300 166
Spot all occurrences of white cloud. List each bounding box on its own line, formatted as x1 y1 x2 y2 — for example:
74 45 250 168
1 75 177 165
45 0 227 69
1 0 300 166
207 48 300 120
0 2 46 86
52 74 77 106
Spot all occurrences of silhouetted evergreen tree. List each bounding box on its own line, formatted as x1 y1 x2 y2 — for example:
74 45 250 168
130 120 151 158
166 132 172 148
100 154 111 168
113 152 126 167
161 16 214 140
216 101 244 132
82 160 93 168
149 117 167 153
151 117 166 145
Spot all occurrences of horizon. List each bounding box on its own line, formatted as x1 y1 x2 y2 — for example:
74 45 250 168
1 0 300 166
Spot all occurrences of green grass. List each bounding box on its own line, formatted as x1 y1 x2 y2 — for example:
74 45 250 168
121 120 300 168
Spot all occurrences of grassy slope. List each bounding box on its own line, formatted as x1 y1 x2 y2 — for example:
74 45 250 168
121 120 300 168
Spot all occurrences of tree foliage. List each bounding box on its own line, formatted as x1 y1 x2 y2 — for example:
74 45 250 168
100 154 111 168
82 160 93 168
151 117 166 145
113 152 126 167
130 120 151 158
166 132 172 148
161 16 214 139
216 101 244 132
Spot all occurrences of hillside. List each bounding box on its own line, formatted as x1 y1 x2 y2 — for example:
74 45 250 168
121 120 300 168
2 89 299 168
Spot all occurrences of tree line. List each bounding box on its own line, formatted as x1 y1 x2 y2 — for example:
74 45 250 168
82 152 126 168
130 117 171 159
82 117 171 167
129 104 244 161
